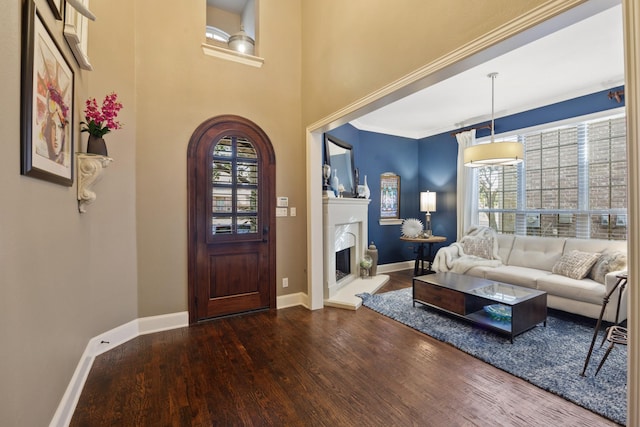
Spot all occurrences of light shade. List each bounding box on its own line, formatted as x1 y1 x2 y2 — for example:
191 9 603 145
228 30 255 55
463 141 524 168
420 191 436 212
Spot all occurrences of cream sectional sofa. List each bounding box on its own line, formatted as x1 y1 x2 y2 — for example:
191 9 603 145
439 234 628 323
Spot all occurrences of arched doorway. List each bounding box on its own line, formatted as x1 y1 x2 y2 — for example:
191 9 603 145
187 115 276 323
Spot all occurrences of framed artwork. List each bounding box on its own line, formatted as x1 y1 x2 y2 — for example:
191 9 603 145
46 0 64 20
21 0 75 186
380 173 400 219
64 0 93 70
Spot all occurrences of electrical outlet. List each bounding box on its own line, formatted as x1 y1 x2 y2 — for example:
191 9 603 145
282 277 289 288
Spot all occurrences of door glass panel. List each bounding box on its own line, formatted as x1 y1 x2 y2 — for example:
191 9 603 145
214 137 233 157
210 136 259 236
237 189 257 213
237 162 258 184
212 188 232 213
237 217 257 234
212 160 232 183
212 217 233 234
237 138 257 159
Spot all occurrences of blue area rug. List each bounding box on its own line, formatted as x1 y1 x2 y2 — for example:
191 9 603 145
358 288 627 425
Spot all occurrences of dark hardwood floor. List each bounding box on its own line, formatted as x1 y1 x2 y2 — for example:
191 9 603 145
71 270 619 426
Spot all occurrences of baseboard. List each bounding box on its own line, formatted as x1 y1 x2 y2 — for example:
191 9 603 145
277 292 309 309
378 260 414 273
50 311 188 427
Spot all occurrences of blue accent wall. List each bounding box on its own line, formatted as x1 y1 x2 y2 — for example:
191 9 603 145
328 86 625 267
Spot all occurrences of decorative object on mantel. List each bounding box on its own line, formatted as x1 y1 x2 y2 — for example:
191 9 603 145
77 153 113 213
366 242 378 276
401 218 423 238
81 92 123 156
362 175 370 199
322 163 332 196
331 168 339 197
463 73 524 167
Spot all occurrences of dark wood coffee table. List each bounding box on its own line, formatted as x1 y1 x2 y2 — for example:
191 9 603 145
413 272 547 342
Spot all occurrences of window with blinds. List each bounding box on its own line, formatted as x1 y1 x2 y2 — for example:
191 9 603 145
475 115 627 240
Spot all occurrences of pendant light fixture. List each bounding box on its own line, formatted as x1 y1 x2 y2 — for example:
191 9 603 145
464 73 524 167
228 25 255 55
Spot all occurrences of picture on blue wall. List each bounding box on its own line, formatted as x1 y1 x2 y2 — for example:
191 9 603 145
380 173 400 219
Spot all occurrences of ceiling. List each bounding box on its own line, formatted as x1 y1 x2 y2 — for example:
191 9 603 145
206 0 248 15
350 1 624 140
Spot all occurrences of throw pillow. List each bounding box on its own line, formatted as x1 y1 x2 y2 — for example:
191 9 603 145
552 250 601 280
589 251 627 284
461 235 494 259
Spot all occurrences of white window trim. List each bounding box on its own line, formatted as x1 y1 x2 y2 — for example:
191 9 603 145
474 108 628 239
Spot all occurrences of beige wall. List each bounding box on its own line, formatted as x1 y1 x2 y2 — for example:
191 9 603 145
134 0 305 316
0 0 586 425
0 0 137 425
300 0 550 126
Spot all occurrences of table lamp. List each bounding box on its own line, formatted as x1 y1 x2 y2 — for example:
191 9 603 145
420 191 436 237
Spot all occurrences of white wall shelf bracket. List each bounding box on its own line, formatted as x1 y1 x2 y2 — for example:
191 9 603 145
77 153 113 213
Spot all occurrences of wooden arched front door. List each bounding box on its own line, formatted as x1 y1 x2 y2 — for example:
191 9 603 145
187 115 276 323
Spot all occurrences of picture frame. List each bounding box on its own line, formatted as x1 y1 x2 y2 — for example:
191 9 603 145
21 0 75 186
64 0 93 70
380 173 400 219
46 0 64 20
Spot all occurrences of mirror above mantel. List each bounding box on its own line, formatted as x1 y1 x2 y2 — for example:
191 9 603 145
324 134 356 198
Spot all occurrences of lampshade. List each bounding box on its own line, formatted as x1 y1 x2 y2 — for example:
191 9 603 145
420 191 436 212
463 72 524 168
228 30 255 55
464 141 524 167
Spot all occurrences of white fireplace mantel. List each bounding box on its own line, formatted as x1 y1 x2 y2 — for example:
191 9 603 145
323 198 371 298
322 197 389 309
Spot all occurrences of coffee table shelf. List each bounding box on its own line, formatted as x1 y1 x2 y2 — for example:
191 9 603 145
413 272 547 342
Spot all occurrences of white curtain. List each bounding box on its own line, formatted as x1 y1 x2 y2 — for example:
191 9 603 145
456 130 477 241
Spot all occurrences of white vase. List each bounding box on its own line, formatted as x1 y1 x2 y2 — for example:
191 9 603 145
363 175 370 199
331 169 340 196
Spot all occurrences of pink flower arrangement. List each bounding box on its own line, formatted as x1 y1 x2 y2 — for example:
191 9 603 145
81 92 123 138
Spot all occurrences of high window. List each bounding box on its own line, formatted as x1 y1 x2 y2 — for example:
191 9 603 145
475 112 627 240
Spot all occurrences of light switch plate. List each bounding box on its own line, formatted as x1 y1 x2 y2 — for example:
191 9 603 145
276 207 288 217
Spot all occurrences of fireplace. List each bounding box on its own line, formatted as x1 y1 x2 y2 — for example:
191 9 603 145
323 198 371 299
335 247 351 281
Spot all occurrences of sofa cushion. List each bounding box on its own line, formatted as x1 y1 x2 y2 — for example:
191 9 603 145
483 265 552 289
552 250 601 280
564 238 626 254
589 250 627 284
496 234 515 262
460 235 494 259
506 236 566 271
537 274 605 305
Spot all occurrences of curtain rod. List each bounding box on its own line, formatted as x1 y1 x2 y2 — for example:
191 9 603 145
451 122 492 137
